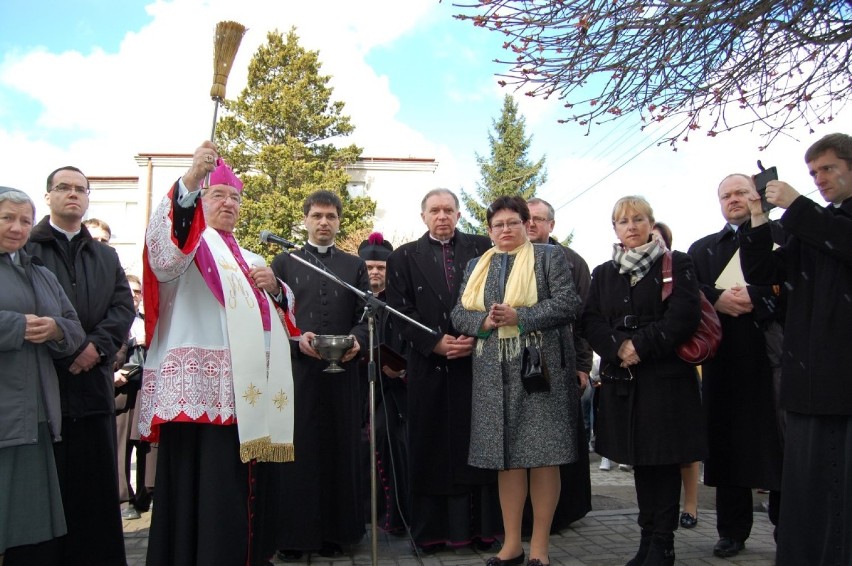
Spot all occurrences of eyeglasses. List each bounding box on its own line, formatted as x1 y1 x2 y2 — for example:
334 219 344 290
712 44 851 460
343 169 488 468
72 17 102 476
204 190 241 204
51 183 90 195
529 216 552 224
130 288 143 296
490 219 524 232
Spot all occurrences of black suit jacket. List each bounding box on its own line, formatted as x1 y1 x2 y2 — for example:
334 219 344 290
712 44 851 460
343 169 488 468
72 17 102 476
385 230 493 493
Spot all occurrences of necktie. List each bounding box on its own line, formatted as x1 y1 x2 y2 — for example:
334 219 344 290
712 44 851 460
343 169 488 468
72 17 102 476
442 242 455 294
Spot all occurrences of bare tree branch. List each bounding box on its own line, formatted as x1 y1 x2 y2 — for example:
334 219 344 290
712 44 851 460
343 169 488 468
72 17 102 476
454 0 852 148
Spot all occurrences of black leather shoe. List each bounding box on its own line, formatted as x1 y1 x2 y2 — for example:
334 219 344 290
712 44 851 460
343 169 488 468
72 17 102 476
485 551 525 566
679 512 698 528
713 538 745 558
526 559 549 566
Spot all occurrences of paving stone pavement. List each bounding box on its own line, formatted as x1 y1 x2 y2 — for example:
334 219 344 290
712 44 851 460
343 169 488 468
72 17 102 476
123 456 778 565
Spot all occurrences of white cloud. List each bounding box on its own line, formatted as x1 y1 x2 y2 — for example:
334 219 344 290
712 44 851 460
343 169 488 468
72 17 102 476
0 0 445 202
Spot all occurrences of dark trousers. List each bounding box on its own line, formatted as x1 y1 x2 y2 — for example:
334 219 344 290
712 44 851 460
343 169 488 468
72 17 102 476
53 413 126 565
634 464 681 540
716 486 754 541
716 486 781 541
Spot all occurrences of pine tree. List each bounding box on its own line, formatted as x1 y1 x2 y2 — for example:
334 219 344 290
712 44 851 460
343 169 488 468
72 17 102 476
461 95 546 234
215 28 375 260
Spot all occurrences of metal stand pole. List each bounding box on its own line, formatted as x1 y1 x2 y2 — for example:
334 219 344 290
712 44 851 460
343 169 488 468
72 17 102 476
270 247 434 566
367 315 379 566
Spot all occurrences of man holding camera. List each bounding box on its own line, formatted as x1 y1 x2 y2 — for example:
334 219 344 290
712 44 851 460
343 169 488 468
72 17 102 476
740 133 852 565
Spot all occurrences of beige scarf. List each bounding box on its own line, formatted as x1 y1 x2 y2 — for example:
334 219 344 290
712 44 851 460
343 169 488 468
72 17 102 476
461 240 537 360
206 228 295 463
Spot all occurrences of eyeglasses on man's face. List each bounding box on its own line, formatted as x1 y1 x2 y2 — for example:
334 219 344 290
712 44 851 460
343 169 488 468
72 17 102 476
204 190 242 205
529 216 552 225
50 183 90 196
490 219 524 232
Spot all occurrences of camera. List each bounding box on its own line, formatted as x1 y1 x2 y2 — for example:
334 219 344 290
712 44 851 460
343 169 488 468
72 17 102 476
752 160 778 213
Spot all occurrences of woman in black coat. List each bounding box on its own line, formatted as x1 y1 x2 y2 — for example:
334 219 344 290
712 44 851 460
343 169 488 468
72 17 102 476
582 196 706 566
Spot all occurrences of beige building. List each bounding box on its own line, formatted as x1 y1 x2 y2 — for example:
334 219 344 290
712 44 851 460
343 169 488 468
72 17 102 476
86 153 439 274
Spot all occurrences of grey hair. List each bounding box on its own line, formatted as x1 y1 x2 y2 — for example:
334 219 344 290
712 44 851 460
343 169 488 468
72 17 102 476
420 188 459 212
0 187 37 219
526 197 555 221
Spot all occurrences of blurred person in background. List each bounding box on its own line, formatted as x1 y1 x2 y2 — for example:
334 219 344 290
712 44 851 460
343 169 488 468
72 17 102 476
652 221 701 532
525 197 592 530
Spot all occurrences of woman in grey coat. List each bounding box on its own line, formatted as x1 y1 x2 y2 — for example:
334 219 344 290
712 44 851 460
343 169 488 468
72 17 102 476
452 196 582 566
0 187 85 564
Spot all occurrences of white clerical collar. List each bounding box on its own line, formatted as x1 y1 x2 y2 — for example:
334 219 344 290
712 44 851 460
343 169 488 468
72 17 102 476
49 219 81 240
308 241 333 253
428 234 453 245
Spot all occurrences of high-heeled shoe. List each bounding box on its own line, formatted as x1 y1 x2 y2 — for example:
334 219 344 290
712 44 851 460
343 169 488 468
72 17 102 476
485 551 525 566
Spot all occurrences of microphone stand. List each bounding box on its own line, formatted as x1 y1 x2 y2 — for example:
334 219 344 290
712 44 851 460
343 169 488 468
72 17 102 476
280 248 434 566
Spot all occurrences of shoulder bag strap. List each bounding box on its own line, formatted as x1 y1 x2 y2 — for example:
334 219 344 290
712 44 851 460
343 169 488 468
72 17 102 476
661 250 674 301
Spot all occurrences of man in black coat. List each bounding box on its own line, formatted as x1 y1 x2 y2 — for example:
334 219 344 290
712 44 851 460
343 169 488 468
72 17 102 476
270 190 369 559
385 188 501 552
687 174 785 558
26 166 135 565
526 197 592 530
740 133 852 565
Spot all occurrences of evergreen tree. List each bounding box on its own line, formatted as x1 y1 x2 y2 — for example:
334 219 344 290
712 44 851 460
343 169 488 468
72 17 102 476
215 28 375 260
461 95 546 234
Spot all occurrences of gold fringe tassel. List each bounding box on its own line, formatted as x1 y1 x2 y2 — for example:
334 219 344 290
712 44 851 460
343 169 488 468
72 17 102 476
239 436 295 463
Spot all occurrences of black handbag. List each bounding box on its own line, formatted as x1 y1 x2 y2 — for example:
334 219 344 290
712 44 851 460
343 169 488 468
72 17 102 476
521 344 550 394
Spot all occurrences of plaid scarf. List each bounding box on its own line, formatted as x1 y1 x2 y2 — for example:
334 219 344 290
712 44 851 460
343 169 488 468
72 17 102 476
612 239 664 286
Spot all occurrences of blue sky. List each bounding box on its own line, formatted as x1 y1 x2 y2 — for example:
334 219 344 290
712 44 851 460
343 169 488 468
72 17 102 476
0 0 151 53
2 0 849 263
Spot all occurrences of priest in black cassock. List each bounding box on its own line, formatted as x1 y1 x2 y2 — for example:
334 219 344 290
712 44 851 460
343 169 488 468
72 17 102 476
270 190 370 559
385 188 502 553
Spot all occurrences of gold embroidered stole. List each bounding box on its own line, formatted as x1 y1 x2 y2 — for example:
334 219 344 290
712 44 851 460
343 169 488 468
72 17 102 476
206 228 295 462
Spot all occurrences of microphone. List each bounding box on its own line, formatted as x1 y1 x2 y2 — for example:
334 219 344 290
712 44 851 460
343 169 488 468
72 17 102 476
260 230 298 249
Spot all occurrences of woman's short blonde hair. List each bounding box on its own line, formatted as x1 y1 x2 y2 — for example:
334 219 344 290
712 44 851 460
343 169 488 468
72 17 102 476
611 196 655 225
